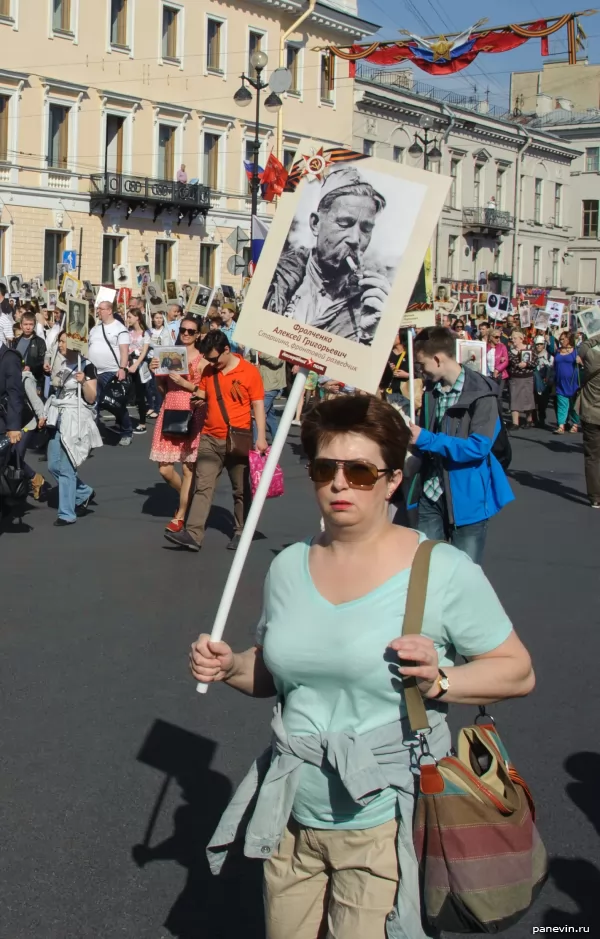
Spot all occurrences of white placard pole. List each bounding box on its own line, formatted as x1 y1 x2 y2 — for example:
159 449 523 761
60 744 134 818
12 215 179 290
407 328 416 424
197 368 309 694
77 353 82 437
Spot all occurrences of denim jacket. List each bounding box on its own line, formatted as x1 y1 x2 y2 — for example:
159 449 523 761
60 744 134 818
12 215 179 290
207 701 451 939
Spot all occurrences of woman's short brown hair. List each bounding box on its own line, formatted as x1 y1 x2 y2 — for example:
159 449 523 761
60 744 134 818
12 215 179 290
301 394 410 470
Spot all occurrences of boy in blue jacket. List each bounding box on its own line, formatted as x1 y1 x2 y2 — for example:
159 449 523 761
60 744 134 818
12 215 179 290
409 326 514 564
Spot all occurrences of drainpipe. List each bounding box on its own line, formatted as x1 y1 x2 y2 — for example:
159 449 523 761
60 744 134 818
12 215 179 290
434 103 456 283
511 129 533 292
276 0 317 161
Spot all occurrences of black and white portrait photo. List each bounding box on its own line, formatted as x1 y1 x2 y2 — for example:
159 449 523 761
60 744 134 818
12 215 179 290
8 273 22 295
578 307 600 340
165 279 178 302
146 282 165 306
264 164 423 345
66 298 89 353
114 264 132 288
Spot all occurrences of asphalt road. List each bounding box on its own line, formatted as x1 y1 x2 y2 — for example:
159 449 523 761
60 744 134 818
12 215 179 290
0 419 598 939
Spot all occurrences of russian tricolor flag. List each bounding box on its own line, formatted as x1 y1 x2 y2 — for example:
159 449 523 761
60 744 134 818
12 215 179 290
251 216 270 266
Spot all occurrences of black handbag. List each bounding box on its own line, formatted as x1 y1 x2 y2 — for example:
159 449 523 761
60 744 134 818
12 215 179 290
213 372 252 459
101 324 131 415
162 408 193 436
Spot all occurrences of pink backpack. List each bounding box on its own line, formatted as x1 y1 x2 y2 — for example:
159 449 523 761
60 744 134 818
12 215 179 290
248 448 285 499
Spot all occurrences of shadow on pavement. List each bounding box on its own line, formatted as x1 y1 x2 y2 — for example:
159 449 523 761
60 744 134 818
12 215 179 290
135 483 178 519
542 751 600 930
508 470 588 506
133 719 264 939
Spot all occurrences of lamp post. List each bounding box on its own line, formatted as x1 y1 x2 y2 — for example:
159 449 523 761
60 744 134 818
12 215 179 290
233 50 282 218
408 114 442 171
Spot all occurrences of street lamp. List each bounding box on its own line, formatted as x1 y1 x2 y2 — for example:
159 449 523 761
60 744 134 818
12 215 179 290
233 50 282 217
408 114 442 171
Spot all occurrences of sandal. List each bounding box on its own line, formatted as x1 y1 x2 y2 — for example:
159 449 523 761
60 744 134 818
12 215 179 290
569 425 579 433
165 518 184 533
147 411 159 419
554 427 565 435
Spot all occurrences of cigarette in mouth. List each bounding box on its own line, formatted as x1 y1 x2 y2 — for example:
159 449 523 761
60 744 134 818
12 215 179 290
346 256 358 272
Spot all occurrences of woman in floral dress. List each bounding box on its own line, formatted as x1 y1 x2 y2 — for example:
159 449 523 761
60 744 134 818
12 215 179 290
149 315 206 533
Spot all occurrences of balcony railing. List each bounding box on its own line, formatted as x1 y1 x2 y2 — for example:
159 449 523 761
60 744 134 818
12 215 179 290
89 172 211 224
462 206 514 233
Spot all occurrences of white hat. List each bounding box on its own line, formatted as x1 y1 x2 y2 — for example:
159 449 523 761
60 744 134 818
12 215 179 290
534 336 545 345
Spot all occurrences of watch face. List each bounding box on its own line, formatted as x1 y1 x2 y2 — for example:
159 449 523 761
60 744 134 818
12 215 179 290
440 677 450 691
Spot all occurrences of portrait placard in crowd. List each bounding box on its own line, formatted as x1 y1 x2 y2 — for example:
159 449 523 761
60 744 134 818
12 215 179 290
578 306 600 340
233 142 450 393
66 298 89 354
114 264 132 289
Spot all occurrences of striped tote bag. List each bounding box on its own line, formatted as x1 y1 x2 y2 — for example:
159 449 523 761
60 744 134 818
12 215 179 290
403 542 548 934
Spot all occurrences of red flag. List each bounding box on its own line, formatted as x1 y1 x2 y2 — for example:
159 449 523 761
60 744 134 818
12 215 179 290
261 153 288 202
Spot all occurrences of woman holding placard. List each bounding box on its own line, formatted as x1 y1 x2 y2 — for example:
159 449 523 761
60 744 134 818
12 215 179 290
553 331 581 434
190 395 534 939
149 315 206 534
508 331 536 430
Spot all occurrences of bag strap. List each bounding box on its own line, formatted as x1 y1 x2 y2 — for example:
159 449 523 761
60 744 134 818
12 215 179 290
213 372 230 428
101 323 125 371
401 540 442 734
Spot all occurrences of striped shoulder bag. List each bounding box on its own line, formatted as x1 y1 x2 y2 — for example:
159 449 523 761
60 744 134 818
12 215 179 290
403 541 548 934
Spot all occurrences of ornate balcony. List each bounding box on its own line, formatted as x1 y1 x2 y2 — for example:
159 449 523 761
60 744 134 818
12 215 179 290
89 172 211 225
462 206 514 235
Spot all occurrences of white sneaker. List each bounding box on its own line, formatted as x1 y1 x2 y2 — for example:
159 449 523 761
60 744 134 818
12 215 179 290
119 436 132 447
291 419 301 426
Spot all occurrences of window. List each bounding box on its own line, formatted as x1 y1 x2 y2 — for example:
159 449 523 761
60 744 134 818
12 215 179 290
495 168 505 210
199 243 217 286
552 248 560 287
533 246 541 284
110 0 128 46
155 240 172 288
102 236 121 285
248 30 263 81
48 104 69 170
363 139 374 157
0 0 11 18
519 174 525 218
44 231 66 289
554 183 563 226
105 114 124 174
283 148 296 172
392 146 403 164
473 163 482 208
450 158 460 208
286 44 300 93
158 123 175 180
320 53 334 102
472 238 480 279
582 199 599 237
162 4 179 60
447 234 457 279
0 95 8 162
244 139 255 194
203 132 220 189
53 0 71 32
586 147 599 172
206 17 222 72
534 178 542 223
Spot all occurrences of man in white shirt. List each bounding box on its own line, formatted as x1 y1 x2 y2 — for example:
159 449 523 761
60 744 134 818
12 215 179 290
0 308 13 347
88 300 132 445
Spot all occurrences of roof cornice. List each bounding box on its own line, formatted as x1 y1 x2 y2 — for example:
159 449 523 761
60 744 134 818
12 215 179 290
250 0 379 38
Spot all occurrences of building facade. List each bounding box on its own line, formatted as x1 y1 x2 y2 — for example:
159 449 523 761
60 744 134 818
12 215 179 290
510 59 600 118
353 65 579 295
0 0 377 291
524 108 600 296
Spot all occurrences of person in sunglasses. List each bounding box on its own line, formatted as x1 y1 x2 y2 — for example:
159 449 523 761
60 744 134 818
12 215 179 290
190 394 534 939
165 330 267 552
149 316 207 534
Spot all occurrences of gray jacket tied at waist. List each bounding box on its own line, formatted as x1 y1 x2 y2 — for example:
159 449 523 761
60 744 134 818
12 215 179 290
207 701 450 939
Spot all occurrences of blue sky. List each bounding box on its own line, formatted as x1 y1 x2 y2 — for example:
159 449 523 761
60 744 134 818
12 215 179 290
356 0 600 108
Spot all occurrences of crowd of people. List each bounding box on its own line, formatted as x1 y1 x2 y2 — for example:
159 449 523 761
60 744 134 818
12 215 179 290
1 284 599 543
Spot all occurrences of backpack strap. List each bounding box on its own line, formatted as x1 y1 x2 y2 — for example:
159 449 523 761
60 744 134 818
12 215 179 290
401 540 442 735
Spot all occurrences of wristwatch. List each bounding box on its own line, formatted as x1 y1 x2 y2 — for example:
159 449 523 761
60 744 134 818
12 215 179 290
432 668 450 700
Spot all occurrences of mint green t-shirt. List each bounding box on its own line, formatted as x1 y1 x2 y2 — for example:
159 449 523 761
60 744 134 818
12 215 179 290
256 535 513 831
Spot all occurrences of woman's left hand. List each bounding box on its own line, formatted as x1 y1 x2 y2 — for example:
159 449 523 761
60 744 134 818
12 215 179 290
388 635 439 696
168 371 186 386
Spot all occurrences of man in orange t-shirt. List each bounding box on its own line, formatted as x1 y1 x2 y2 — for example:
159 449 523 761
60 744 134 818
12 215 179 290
165 330 267 552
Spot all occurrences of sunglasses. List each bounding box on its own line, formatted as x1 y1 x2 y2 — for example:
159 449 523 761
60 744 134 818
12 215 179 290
308 458 391 490
206 352 222 363
179 327 198 336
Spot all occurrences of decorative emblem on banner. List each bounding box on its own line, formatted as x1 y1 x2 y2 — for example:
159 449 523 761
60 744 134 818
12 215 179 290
301 148 334 182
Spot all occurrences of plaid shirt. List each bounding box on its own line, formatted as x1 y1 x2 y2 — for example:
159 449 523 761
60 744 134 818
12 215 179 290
423 368 465 503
